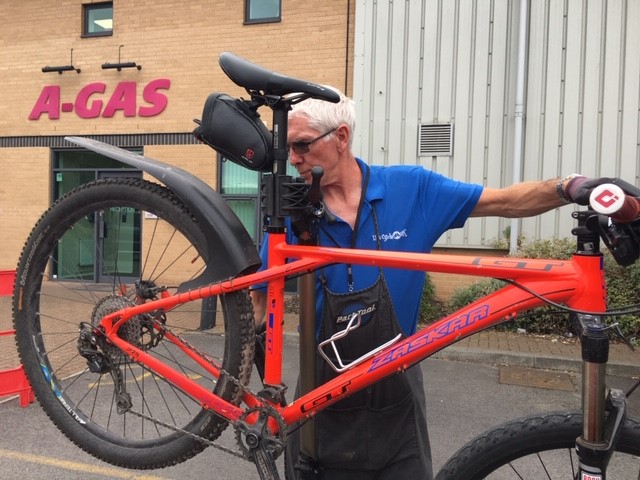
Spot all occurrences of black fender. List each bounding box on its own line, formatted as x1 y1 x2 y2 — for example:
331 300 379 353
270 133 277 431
65 137 261 288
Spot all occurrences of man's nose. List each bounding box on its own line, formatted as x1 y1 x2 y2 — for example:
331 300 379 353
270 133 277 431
288 150 303 166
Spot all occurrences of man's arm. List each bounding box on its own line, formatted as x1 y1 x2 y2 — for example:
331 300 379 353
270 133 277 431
471 177 571 218
250 290 267 326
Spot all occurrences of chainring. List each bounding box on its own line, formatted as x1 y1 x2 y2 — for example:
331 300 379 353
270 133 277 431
235 405 287 461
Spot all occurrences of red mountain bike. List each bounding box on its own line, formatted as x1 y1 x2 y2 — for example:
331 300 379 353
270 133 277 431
12 53 640 479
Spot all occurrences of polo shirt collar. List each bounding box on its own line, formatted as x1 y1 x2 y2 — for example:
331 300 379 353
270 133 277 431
356 157 384 202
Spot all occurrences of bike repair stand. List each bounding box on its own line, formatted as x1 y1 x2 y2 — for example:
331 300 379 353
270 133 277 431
296 267 321 478
293 167 328 479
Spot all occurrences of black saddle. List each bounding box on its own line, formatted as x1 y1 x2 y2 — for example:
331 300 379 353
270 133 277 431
218 52 340 103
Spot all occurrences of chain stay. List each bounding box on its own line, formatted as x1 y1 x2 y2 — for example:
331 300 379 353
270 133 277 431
101 317 286 463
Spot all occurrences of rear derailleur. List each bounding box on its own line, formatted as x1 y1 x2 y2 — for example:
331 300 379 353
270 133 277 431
77 322 132 414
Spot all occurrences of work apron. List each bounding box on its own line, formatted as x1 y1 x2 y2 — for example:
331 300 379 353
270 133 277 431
287 193 433 479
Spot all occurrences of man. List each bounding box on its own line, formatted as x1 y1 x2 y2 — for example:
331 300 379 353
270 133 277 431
251 88 600 479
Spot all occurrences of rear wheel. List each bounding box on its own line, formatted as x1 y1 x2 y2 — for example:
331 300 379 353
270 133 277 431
436 412 640 479
13 177 255 469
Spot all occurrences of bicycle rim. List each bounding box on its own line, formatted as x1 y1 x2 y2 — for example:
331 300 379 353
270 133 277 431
13 178 255 469
436 412 640 479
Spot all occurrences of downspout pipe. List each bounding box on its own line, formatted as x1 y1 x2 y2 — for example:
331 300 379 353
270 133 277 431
510 0 529 253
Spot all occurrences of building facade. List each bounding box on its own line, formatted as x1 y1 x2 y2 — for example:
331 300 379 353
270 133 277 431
1 1 355 275
353 0 640 249
2 1 640 299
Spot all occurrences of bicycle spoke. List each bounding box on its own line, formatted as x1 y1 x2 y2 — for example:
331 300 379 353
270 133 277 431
536 452 552 479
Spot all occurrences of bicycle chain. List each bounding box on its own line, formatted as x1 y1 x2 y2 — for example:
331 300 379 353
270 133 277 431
126 406 247 459
115 318 286 462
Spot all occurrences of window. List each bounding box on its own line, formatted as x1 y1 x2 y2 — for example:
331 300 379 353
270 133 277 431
220 160 261 244
219 157 298 292
245 0 281 24
219 156 296 247
83 2 113 37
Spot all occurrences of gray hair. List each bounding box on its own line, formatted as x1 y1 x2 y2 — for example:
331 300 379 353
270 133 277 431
290 87 356 148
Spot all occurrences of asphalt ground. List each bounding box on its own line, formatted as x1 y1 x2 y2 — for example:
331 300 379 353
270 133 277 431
0 298 639 479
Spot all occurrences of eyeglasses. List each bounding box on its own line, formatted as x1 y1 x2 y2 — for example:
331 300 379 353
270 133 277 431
287 128 337 154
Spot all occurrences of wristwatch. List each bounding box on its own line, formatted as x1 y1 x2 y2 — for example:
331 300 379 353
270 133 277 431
556 174 581 203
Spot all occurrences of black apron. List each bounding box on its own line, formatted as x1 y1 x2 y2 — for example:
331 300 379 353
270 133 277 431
286 166 432 479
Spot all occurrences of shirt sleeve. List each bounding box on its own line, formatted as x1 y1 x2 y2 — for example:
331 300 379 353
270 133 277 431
420 169 483 232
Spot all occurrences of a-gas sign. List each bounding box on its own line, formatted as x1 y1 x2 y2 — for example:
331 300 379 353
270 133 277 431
29 79 170 120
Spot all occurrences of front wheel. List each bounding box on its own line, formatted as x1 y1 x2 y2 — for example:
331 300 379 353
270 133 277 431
13 177 255 469
436 412 640 479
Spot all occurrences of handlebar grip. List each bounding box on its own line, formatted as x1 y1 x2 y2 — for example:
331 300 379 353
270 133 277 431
589 183 640 222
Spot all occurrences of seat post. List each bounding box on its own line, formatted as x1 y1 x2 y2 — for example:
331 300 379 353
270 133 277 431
264 102 290 231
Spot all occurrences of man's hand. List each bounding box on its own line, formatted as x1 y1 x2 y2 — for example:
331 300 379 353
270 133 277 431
564 176 615 205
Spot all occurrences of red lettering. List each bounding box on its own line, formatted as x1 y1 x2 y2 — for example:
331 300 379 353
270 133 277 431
30 79 171 120
75 82 106 119
300 382 351 412
28 86 60 120
102 82 137 118
139 78 170 117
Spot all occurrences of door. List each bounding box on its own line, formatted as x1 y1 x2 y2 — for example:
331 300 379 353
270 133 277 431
51 149 142 283
95 171 143 283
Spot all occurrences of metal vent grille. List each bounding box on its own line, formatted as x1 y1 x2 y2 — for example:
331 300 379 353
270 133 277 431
418 123 453 156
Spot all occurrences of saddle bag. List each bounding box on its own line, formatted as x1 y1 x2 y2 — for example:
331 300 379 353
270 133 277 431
194 93 273 172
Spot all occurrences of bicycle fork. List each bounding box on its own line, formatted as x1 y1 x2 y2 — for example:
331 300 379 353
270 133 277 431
574 313 628 480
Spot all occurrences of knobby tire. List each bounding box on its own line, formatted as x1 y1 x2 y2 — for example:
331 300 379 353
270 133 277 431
12 178 255 469
436 412 640 479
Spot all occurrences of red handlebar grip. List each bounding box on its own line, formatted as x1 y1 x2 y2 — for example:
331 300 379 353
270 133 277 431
590 183 640 222
614 196 640 223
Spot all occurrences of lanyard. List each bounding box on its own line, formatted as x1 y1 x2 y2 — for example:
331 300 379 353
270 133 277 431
320 164 377 292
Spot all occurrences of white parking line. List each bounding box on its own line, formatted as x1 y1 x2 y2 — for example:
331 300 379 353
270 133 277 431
0 448 170 479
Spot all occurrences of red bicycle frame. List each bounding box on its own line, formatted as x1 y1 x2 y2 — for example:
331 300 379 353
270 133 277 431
99 230 607 432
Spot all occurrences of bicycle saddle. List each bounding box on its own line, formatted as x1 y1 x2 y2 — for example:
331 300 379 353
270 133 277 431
219 52 340 103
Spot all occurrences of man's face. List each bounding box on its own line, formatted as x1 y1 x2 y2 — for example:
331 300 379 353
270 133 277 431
287 115 339 183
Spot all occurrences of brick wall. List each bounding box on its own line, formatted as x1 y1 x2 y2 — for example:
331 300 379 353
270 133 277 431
1 0 354 136
430 247 508 300
0 0 355 270
0 148 51 269
0 1 504 302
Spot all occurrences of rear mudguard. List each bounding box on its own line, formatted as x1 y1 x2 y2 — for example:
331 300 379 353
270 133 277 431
65 137 262 289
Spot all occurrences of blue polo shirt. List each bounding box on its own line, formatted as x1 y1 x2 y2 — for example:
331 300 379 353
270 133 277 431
259 158 483 336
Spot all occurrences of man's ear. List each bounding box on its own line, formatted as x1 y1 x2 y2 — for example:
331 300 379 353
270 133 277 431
335 124 350 152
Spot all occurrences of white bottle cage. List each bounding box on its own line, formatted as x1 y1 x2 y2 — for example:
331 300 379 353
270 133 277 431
317 312 403 373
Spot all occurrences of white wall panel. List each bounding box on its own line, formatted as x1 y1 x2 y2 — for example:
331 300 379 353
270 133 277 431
620 1 640 181
354 0 640 247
